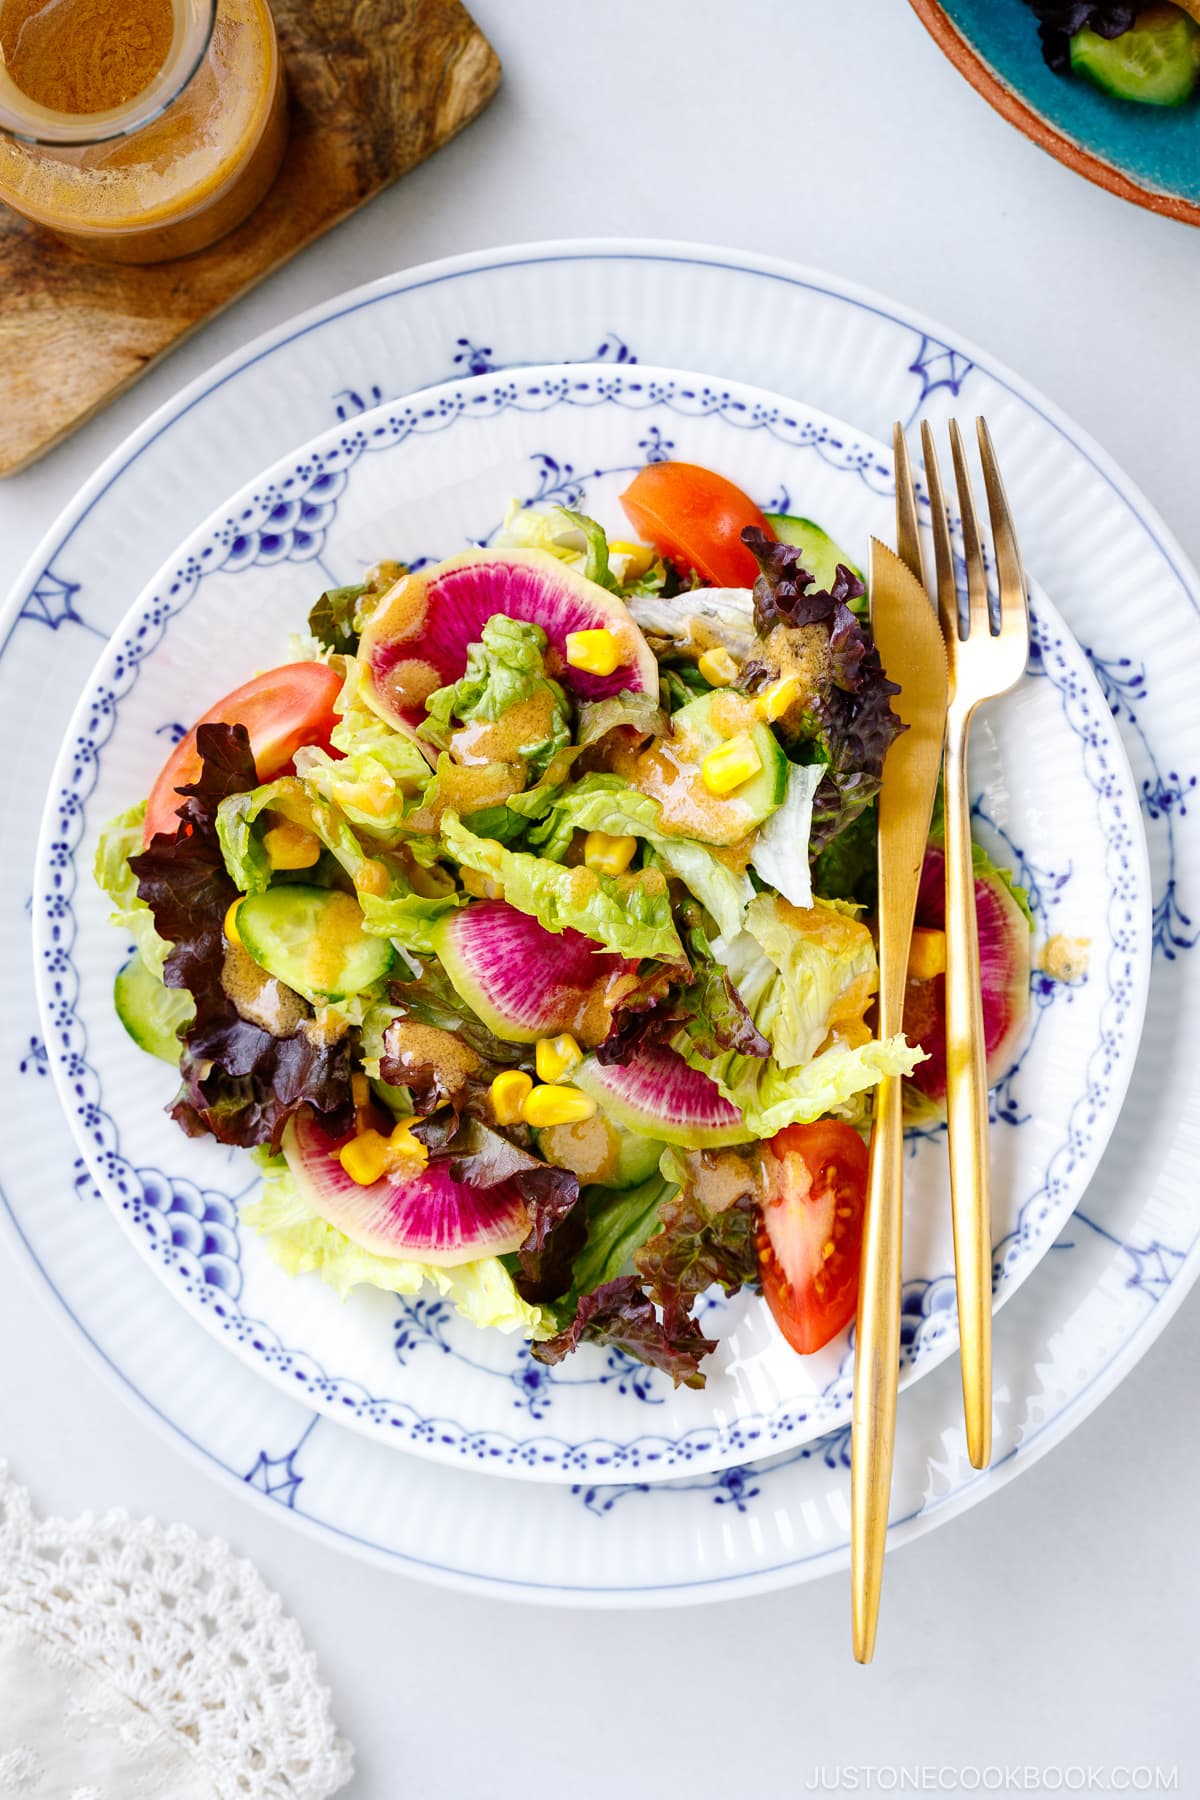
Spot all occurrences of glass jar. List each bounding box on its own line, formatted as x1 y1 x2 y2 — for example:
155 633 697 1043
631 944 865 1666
0 0 288 262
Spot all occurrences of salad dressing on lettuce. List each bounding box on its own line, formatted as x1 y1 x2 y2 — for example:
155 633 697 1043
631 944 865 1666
221 943 307 1039
449 691 557 768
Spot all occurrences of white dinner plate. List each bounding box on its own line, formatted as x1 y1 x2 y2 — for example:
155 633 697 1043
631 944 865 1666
31 362 1150 1482
3 242 1198 1600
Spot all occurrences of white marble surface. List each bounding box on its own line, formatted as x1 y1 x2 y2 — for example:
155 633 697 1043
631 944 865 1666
2 3 1197 1793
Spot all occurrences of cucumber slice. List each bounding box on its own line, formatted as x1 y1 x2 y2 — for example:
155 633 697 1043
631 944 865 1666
649 689 787 845
237 885 393 1001
1071 5 1199 105
765 513 865 595
113 954 193 1063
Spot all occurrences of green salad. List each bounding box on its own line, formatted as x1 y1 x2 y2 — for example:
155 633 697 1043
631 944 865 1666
97 459 1031 1386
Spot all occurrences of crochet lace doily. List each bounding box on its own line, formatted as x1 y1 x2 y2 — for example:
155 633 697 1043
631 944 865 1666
0 1463 353 1799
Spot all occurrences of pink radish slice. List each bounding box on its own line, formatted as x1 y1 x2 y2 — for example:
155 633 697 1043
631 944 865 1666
432 899 633 1045
359 548 660 727
904 847 1033 1103
573 1043 752 1148
283 1109 529 1266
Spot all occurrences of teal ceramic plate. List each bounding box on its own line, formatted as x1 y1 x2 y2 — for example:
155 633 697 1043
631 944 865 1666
912 0 1200 224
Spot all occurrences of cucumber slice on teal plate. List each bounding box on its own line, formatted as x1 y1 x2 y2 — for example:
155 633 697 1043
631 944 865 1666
1071 6 1200 106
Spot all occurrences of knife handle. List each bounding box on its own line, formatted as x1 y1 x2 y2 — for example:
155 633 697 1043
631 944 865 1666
943 714 992 1470
851 1069 903 1663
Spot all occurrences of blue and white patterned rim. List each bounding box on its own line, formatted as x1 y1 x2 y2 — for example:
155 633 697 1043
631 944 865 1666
32 362 1150 1479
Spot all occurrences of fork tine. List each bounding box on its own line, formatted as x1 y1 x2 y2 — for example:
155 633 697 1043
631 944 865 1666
892 422 926 591
976 417 1029 649
920 421 958 645
949 420 990 639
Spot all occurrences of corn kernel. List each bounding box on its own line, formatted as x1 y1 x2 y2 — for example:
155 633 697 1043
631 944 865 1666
754 674 803 722
520 1084 598 1128
610 539 656 579
331 777 393 820
353 858 391 897
490 1069 533 1125
339 1129 391 1187
365 558 405 590
583 830 638 877
697 646 740 687
351 1072 371 1109
223 899 244 946
387 1118 429 1168
535 1033 583 1083
908 927 947 980
565 628 621 677
701 733 762 795
263 821 321 870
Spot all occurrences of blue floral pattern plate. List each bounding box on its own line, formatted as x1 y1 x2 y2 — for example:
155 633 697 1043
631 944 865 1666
31 360 1150 1483
2 241 1195 1599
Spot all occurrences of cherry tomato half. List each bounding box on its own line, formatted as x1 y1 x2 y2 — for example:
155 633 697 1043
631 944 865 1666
756 1119 869 1355
143 662 344 843
620 461 771 589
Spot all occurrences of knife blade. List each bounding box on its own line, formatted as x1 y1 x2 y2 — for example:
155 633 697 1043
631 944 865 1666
850 537 949 1663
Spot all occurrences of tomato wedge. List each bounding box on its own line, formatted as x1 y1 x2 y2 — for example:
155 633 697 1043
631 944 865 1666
620 461 771 589
142 662 344 844
756 1120 869 1355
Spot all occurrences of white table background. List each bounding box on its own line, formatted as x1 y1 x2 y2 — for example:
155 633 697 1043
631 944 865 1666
2 5 1197 1794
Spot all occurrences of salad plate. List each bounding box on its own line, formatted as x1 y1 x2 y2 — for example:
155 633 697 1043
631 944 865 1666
33 360 1149 1482
4 240 1199 1600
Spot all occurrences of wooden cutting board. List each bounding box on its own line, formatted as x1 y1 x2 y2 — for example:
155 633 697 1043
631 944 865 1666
0 0 500 477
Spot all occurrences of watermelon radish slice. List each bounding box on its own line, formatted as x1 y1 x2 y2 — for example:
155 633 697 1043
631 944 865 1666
903 847 1033 1105
432 899 633 1045
283 1108 529 1266
573 1043 752 1148
359 548 660 727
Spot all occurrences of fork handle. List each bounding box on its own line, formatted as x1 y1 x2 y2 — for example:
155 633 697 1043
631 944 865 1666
943 711 993 1470
851 1068 903 1663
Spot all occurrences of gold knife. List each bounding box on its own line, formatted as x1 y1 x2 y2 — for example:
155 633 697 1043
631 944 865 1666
850 538 948 1663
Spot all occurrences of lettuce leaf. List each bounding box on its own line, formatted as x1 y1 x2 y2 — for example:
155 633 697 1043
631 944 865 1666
533 1173 676 1330
636 1147 761 1319
95 803 172 978
744 529 903 853
575 689 668 751
419 615 572 781
531 1275 715 1388
749 761 824 909
534 774 752 940
628 587 758 661
129 725 356 1152
245 1153 543 1334
598 903 768 1066
307 581 367 654
698 1035 922 1138
728 893 878 1069
293 657 433 835
811 802 878 910
680 892 922 1134
440 811 684 962
495 501 617 590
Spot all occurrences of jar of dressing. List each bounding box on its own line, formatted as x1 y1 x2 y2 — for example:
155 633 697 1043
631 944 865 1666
0 0 287 262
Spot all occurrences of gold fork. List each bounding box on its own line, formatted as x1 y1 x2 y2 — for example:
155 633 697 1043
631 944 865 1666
919 418 1030 1470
